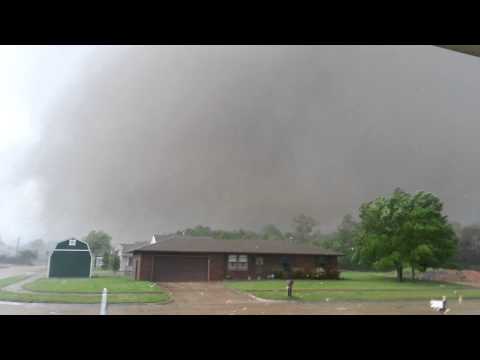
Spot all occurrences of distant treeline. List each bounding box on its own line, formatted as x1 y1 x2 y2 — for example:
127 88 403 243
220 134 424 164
451 223 480 270
175 213 366 270
0 238 54 265
175 214 480 272
0 249 39 265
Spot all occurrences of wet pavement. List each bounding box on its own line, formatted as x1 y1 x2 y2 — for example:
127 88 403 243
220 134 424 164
1 266 480 315
0 265 46 279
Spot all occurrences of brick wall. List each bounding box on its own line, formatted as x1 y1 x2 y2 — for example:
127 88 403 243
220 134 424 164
224 254 339 280
135 252 340 281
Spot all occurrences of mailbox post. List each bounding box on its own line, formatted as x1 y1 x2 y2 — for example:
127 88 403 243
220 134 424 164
287 279 294 298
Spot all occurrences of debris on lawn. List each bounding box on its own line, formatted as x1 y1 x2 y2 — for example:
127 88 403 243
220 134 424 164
421 269 480 284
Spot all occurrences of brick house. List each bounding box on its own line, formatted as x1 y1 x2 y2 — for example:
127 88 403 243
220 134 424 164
130 235 342 282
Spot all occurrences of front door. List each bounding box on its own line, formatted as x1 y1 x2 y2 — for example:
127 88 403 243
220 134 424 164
255 256 264 278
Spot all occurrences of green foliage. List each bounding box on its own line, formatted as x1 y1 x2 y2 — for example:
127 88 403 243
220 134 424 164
111 253 120 273
181 225 213 237
83 230 112 256
454 224 480 268
261 224 285 240
0 276 170 304
311 214 366 270
101 251 110 270
178 225 263 240
292 214 318 242
354 189 457 281
24 276 162 293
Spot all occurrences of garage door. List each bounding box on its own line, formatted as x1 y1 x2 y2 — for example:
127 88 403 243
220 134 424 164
153 255 209 282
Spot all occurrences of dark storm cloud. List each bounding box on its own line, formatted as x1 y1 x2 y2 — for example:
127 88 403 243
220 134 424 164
28 45 480 243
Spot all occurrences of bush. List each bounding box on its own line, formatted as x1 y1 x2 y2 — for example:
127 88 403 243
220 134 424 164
101 251 110 270
292 270 304 279
111 254 120 273
272 271 286 279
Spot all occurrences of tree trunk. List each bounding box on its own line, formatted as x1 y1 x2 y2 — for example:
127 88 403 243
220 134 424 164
411 266 415 281
396 266 403 282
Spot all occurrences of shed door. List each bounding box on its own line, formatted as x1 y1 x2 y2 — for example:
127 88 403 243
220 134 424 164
153 255 209 282
49 251 91 278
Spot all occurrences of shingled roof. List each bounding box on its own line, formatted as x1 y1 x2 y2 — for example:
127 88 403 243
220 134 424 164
131 235 342 256
120 242 150 253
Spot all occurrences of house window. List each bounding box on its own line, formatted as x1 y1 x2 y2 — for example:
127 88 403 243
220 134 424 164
256 256 264 266
228 254 248 271
281 256 292 272
69 239 76 247
315 256 328 267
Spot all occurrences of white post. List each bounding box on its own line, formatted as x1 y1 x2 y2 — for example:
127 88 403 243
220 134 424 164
100 288 108 315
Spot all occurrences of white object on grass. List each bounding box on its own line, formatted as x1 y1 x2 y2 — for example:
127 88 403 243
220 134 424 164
100 288 108 315
430 296 448 314
430 300 444 311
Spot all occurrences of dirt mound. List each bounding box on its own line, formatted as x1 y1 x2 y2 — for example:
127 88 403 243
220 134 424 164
462 270 480 283
422 269 480 284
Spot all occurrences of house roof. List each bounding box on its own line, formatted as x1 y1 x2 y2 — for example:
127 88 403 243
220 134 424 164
120 242 150 253
131 235 343 256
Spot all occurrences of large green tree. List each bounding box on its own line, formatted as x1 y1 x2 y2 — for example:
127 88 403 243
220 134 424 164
354 189 457 281
83 230 112 257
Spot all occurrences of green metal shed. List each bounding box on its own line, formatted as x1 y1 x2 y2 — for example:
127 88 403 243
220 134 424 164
48 238 93 278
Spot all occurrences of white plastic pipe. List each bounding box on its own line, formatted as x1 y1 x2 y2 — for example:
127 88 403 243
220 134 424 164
100 288 108 315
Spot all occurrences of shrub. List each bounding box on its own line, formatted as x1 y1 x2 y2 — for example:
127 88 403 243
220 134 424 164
293 270 306 279
272 271 286 279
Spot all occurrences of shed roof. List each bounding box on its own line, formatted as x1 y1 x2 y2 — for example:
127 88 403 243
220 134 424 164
54 238 90 252
131 235 342 256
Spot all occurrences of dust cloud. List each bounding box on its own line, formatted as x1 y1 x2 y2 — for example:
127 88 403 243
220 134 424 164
18 45 480 243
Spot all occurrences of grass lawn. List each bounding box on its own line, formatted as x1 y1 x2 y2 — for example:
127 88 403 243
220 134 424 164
0 275 29 288
0 290 170 304
24 276 162 294
0 275 170 304
226 271 480 302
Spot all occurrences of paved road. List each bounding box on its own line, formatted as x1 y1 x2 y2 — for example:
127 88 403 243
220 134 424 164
0 265 99 315
0 265 46 279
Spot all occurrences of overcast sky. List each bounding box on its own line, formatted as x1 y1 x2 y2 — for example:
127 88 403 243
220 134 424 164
2 45 480 244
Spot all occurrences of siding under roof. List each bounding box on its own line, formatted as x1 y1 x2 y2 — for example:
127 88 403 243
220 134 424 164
132 236 343 256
